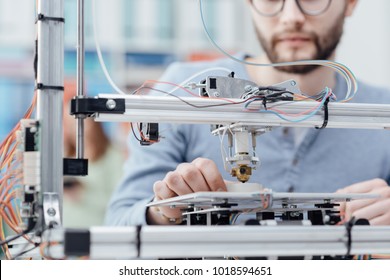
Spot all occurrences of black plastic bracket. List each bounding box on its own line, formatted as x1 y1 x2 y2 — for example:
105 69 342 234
63 158 88 176
64 229 90 257
70 97 126 116
140 123 159 146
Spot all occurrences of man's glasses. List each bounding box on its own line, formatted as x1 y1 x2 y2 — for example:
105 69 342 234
250 0 332 17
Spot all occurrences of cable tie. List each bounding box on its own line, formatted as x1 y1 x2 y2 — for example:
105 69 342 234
136 225 142 258
262 97 267 111
345 217 356 257
36 83 64 91
315 96 330 129
35 13 65 24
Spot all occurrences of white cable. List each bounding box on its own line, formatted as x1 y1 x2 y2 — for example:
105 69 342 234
92 0 128 95
92 1 232 97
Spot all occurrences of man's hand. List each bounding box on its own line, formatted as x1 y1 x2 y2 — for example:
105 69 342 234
336 179 390 225
147 158 227 225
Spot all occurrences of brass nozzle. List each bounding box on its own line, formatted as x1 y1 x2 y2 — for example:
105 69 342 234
231 165 252 183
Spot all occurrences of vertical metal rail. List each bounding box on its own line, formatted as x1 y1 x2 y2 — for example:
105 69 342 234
36 0 64 224
76 0 85 159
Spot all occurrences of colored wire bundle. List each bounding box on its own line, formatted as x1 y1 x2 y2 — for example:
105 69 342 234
0 91 37 259
245 88 333 123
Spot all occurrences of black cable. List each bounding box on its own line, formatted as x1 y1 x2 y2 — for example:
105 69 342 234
11 243 40 260
1 213 45 258
130 123 142 143
0 230 29 246
315 97 330 129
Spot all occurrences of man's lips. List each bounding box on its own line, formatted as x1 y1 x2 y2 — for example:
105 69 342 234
275 35 312 47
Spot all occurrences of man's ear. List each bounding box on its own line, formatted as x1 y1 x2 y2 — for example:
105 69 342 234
345 0 358 17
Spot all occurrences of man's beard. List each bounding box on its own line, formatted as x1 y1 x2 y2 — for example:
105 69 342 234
255 13 345 74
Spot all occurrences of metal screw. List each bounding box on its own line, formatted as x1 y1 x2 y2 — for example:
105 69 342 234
47 208 56 217
291 80 297 86
106 99 116 110
290 211 300 217
324 215 331 223
214 92 220 97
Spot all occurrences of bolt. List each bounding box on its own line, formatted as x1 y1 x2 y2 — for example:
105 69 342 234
214 92 220 97
47 208 56 217
290 211 300 217
324 215 331 223
106 99 116 110
291 80 297 86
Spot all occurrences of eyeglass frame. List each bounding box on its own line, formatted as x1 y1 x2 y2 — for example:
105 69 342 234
249 0 333 17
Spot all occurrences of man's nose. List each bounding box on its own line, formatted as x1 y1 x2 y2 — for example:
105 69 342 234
279 0 306 27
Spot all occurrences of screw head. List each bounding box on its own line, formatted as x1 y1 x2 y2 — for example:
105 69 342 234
290 211 300 217
213 92 220 97
106 99 116 110
47 208 56 217
324 215 331 223
291 80 297 86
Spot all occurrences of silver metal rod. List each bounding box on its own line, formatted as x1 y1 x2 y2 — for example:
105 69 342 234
77 0 85 96
76 118 85 159
76 0 85 159
36 0 64 217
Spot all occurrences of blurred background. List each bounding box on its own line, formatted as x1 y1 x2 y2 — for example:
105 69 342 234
1 0 389 142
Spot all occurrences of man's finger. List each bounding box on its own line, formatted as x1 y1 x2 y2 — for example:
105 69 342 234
349 199 390 221
370 213 390 226
164 170 194 195
176 162 210 192
339 178 387 193
153 180 177 199
192 158 226 192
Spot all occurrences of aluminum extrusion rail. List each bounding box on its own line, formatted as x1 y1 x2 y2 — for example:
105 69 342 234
95 95 390 129
43 225 390 259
